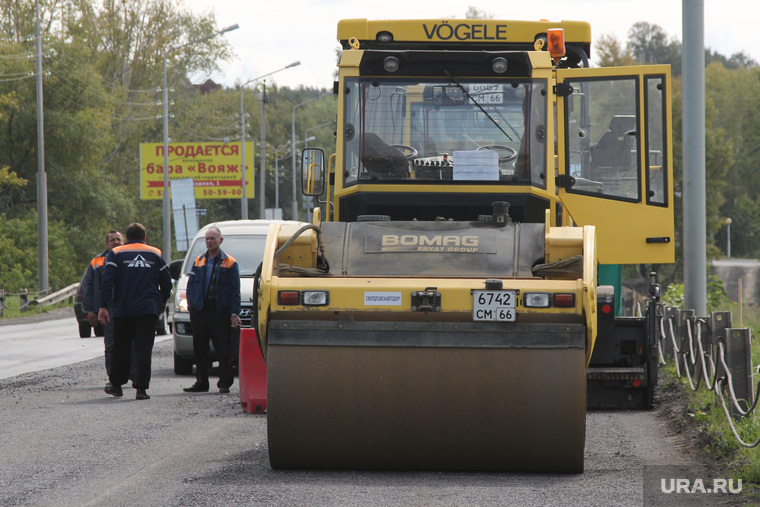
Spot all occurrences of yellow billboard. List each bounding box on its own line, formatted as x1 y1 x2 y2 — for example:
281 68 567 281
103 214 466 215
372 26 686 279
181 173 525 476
140 142 254 200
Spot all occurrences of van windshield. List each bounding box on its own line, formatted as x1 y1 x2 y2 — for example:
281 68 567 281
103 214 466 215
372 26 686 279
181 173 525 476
183 235 267 276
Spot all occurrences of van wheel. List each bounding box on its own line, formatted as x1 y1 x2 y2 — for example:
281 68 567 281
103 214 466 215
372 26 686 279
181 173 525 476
174 351 194 375
156 311 168 336
78 321 91 338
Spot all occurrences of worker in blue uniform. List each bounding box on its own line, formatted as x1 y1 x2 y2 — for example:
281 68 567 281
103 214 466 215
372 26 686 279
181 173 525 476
183 226 241 394
99 223 172 400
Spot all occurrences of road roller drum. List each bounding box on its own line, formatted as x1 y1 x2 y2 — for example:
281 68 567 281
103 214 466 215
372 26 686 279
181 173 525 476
267 320 586 472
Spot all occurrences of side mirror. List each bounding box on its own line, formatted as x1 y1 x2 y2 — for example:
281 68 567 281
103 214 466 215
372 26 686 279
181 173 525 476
169 259 183 280
301 148 325 196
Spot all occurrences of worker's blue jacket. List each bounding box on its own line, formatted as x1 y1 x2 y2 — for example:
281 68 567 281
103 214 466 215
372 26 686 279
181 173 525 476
186 250 241 314
100 241 172 318
83 250 108 313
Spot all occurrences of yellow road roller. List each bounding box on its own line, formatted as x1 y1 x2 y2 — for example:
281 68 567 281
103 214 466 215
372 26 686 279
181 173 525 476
256 18 674 472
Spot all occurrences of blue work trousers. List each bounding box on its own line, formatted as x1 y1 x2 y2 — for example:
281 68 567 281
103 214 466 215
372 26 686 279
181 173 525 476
110 314 157 390
190 300 233 389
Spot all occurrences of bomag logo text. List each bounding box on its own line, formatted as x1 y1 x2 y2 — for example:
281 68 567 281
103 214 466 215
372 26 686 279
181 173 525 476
382 234 479 252
422 21 508 41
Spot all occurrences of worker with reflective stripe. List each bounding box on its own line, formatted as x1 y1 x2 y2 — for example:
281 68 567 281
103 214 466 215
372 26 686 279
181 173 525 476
83 229 126 388
183 226 241 394
99 223 172 400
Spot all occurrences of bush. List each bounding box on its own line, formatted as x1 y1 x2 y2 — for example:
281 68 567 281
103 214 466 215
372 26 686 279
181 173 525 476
0 211 78 293
661 274 731 311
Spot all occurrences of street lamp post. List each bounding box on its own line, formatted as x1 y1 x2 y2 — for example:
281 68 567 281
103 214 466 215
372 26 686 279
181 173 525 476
291 93 330 220
162 23 238 263
260 86 267 218
237 62 301 219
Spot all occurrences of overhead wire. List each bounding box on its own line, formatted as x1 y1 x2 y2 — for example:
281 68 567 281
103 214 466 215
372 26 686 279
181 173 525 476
0 74 34 82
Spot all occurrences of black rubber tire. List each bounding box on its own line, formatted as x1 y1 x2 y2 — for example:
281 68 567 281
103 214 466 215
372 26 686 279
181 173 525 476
78 321 91 339
156 311 168 336
173 351 194 375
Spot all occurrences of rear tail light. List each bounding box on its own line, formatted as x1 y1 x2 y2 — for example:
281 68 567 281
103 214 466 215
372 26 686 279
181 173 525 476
523 293 575 308
553 293 575 308
278 291 300 305
278 290 330 306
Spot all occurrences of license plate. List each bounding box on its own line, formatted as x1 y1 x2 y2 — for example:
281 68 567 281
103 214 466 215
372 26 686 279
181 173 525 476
472 290 517 322
469 84 504 104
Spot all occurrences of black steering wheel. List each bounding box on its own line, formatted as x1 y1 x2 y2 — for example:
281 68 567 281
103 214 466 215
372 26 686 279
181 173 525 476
477 145 518 162
390 144 419 160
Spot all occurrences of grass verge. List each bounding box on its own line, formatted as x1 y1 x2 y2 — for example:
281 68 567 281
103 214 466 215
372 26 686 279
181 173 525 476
0 294 73 320
659 297 760 502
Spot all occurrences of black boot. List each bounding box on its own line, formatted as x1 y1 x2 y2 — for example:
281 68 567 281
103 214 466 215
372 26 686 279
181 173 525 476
183 382 209 393
105 383 123 397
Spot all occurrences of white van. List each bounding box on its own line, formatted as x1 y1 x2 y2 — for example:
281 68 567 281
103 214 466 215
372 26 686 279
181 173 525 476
168 219 305 375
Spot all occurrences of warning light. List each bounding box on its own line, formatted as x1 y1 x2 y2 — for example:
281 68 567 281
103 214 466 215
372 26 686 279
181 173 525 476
547 28 566 59
633 379 642 387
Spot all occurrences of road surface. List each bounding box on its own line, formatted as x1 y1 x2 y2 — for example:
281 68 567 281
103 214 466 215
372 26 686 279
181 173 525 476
0 311 748 506
0 308 170 380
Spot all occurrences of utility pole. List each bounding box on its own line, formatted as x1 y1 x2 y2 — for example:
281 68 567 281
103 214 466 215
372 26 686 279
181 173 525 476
260 84 267 218
35 0 48 292
682 0 707 315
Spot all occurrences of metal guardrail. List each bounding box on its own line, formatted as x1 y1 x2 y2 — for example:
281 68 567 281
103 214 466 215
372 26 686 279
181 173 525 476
0 283 79 315
30 282 79 307
659 306 760 447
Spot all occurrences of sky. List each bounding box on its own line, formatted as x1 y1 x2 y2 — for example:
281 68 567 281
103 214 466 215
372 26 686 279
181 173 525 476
183 0 759 90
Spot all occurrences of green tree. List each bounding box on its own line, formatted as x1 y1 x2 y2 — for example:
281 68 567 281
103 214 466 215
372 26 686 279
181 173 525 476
594 33 637 67
710 64 760 257
626 21 682 75
0 0 236 282
0 91 27 210
65 0 236 254
0 210 77 292
0 165 28 212
705 49 757 70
